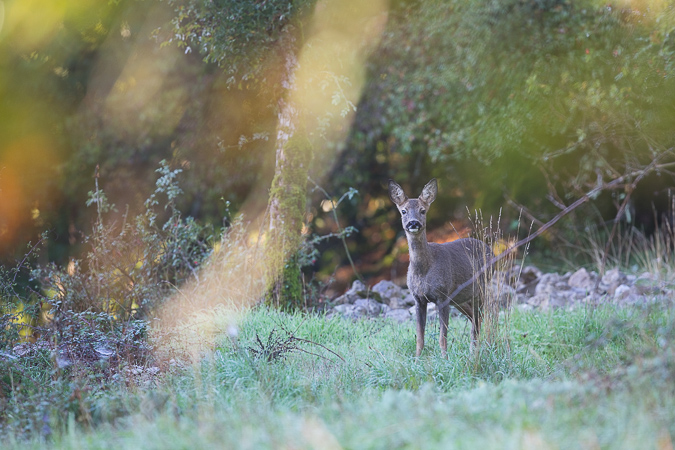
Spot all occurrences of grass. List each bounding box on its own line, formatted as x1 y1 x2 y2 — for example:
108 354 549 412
4 303 675 449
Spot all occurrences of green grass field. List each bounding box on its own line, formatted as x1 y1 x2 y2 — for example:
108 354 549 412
4 303 675 449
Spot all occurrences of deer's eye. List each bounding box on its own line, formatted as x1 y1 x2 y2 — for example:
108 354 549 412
420 209 426 215
401 209 407 215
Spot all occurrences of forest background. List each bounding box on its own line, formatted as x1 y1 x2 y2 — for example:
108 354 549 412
2 0 675 295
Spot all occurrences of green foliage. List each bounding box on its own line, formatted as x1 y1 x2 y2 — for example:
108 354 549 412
165 0 316 87
347 0 675 210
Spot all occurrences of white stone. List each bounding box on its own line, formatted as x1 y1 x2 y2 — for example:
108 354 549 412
614 284 631 302
568 268 594 291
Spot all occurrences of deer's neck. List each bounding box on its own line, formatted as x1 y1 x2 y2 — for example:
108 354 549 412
407 232 432 274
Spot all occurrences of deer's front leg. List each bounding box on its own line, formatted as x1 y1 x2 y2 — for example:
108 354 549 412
438 302 450 359
415 297 427 357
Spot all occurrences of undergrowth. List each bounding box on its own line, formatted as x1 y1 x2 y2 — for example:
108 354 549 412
0 161 218 438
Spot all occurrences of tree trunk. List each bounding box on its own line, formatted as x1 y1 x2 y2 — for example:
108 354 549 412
267 27 310 309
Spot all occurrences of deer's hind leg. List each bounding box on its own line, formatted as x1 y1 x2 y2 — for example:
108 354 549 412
455 302 479 352
438 302 451 358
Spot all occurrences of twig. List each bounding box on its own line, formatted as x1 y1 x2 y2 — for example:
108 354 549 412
538 165 567 210
504 195 575 248
291 336 345 362
11 235 46 286
308 177 363 282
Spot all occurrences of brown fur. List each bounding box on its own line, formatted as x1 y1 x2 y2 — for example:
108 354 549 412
389 179 492 357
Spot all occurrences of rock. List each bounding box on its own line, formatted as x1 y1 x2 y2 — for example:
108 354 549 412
354 298 382 316
614 284 631 302
333 280 376 305
616 293 645 306
535 273 560 296
333 280 362 304
389 295 412 310
350 279 366 293
520 265 543 283
400 290 417 308
548 294 570 309
384 309 411 323
517 266 543 295
526 294 549 309
332 304 367 319
566 288 588 302
554 281 572 291
490 282 516 308
515 292 530 304
372 280 403 305
517 278 540 296
568 268 595 291
332 294 352 305
601 268 627 295
372 280 409 308
582 293 602 306
328 265 665 322
634 272 661 295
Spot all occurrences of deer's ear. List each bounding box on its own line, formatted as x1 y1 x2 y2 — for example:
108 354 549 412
420 179 438 205
388 180 407 206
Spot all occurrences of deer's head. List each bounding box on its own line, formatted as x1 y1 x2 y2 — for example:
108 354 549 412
388 179 437 236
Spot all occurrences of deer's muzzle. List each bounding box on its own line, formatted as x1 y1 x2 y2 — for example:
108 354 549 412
406 220 422 233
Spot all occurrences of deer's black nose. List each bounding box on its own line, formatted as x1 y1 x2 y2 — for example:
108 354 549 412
406 220 422 233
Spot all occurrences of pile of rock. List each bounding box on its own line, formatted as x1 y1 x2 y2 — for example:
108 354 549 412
326 266 672 322
327 280 417 323
514 266 666 310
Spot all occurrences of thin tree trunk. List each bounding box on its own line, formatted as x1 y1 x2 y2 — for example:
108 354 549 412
269 28 299 232
267 27 309 309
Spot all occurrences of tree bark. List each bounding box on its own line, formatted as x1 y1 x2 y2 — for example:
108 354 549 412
267 27 309 309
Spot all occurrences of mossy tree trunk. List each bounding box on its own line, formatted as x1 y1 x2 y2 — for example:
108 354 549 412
268 138 310 310
267 28 310 310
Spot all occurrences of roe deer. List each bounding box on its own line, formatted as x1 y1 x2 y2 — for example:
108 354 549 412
388 179 492 357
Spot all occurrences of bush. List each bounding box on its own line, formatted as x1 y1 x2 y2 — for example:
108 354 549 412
0 160 218 439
